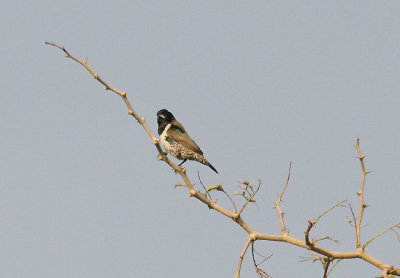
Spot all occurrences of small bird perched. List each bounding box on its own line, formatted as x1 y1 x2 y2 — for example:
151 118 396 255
157 109 218 173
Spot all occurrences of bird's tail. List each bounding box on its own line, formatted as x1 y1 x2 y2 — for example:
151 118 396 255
194 153 218 173
206 162 218 174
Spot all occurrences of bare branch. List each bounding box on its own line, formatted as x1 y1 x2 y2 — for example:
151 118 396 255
355 138 369 249
313 237 339 245
251 241 272 278
222 188 238 213
274 161 292 235
314 200 347 225
348 203 357 228
45 42 166 159
305 200 346 246
326 259 342 277
323 258 332 278
197 171 212 200
207 184 238 213
363 222 400 249
235 237 253 278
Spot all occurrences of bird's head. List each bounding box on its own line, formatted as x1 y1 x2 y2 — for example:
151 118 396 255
157 109 175 125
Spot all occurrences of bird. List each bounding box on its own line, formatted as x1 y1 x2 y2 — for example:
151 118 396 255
157 109 218 173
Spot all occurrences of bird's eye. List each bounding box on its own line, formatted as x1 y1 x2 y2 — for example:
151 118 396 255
158 114 165 119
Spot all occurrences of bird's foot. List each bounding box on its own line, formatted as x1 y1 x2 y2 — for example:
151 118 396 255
178 159 187 166
157 152 168 161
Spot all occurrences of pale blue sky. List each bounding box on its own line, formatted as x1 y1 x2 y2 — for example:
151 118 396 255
1 1 400 277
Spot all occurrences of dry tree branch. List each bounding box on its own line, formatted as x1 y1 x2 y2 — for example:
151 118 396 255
44 42 165 161
305 200 347 246
326 259 342 277
206 184 238 213
313 236 339 245
347 203 357 228
314 200 347 225
197 171 212 200
322 258 332 278
235 237 253 278
274 161 292 235
251 242 272 278
363 222 400 249
46 42 400 277
222 188 238 213
355 138 370 249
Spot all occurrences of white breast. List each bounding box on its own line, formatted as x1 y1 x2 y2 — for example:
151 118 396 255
160 123 173 151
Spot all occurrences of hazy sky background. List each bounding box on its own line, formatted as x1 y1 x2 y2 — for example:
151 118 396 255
1 1 400 277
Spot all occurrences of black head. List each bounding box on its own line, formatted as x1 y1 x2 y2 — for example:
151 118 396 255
157 109 175 135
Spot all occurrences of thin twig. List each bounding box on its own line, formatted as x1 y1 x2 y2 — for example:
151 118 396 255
363 222 400 249
251 241 272 278
348 203 357 228
326 259 342 277
314 200 347 225
238 180 261 215
198 171 212 200
323 258 332 278
355 138 370 249
274 161 292 234
221 188 238 213
305 200 347 245
313 237 339 245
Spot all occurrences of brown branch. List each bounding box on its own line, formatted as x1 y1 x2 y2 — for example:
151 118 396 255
235 237 253 278
46 43 400 277
326 259 342 277
274 161 292 235
197 171 212 200
347 203 357 228
221 188 238 213
323 258 332 278
355 138 370 249
305 200 347 245
251 242 272 278
253 232 399 275
314 200 347 225
363 222 400 249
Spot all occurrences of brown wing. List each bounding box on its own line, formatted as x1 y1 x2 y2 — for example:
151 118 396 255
167 120 203 155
